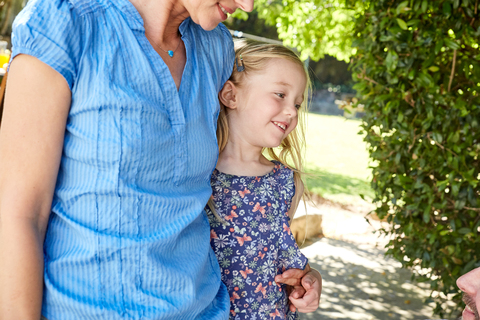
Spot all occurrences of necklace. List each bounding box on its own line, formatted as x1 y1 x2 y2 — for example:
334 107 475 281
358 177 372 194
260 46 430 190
151 37 181 58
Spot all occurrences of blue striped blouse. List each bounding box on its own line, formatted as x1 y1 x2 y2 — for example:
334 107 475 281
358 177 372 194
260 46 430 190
11 0 234 318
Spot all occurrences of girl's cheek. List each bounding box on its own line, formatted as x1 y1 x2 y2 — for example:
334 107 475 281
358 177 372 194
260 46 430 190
288 120 299 134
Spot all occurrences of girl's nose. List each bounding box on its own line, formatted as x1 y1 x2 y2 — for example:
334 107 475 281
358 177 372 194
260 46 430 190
236 0 254 12
285 104 298 118
457 267 480 295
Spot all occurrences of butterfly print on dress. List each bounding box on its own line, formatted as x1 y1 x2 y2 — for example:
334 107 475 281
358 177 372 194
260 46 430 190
206 161 308 320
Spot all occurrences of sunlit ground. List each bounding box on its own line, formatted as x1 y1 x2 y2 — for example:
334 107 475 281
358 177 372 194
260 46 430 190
293 201 458 320
302 238 448 320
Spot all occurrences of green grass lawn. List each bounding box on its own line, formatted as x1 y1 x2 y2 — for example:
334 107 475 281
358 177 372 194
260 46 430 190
303 113 374 205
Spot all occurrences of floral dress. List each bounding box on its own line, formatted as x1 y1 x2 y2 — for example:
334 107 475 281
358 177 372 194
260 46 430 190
206 161 308 320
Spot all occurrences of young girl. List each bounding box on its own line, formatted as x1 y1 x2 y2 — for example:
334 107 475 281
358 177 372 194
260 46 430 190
206 40 316 320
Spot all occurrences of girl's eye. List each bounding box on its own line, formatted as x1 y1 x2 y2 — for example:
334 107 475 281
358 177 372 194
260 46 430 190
295 104 301 110
276 93 285 98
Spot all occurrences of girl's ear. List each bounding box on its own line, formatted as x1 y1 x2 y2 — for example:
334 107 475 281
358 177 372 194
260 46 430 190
219 80 237 109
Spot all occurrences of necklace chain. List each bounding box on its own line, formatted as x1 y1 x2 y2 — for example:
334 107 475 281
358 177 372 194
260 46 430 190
150 36 181 58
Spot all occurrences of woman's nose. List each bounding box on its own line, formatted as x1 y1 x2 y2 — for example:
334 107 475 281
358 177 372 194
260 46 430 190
236 0 254 12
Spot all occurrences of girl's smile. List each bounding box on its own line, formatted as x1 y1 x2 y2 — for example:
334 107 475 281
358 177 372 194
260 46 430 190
272 121 288 132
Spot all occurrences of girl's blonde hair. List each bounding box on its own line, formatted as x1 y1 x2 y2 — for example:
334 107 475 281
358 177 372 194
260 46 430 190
209 39 311 224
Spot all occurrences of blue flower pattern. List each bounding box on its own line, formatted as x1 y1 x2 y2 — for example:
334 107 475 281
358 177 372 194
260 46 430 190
206 161 308 320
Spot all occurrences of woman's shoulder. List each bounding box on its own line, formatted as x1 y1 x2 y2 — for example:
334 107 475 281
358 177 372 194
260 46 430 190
15 0 106 22
12 0 105 41
11 0 107 89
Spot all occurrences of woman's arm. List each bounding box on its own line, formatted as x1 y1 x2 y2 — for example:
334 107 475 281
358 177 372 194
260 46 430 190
0 54 71 319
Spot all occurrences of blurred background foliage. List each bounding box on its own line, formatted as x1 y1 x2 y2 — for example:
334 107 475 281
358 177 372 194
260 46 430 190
230 0 363 62
352 0 480 316
0 0 25 41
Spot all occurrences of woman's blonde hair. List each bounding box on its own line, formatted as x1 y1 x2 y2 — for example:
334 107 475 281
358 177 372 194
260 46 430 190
209 39 311 224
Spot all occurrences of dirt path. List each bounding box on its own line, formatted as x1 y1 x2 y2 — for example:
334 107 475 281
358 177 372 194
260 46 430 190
294 200 456 320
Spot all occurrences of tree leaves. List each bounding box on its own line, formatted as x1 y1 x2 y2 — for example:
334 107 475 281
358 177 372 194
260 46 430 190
444 38 460 50
244 0 366 61
352 0 480 317
396 18 408 30
386 50 399 71
396 1 410 15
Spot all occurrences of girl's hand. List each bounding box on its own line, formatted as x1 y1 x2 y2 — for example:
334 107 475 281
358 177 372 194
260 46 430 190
274 265 322 313
289 267 322 313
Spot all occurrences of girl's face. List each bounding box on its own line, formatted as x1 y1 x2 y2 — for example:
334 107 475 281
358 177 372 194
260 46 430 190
184 0 254 30
225 58 307 149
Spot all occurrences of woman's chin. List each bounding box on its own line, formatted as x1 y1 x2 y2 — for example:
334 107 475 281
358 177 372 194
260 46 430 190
201 23 219 31
193 17 220 31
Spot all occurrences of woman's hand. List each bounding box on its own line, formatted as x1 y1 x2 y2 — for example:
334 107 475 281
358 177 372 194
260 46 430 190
274 264 322 313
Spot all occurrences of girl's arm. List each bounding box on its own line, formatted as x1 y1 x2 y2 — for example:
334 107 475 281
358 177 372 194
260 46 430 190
279 175 322 313
0 54 71 319
286 174 304 221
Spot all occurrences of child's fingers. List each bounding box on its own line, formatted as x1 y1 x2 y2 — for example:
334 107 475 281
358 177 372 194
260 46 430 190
289 272 321 314
289 285 306 299
289 289 320 313
286 285 305 313
301 272 317 290
289 303 297 313
274 265 311 286
274 273 302 286
279 266 319 313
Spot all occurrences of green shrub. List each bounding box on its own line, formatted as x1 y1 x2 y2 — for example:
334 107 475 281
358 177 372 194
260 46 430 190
352 0 480 316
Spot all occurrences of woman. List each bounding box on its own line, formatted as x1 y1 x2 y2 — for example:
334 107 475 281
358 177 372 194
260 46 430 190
0 0 320 319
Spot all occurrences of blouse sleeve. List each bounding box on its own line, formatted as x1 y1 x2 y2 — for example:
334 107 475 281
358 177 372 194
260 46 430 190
10 0 82 90
217 23 235 90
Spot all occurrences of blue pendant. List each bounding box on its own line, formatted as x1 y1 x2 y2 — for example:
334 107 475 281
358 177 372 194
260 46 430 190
168 50 174 58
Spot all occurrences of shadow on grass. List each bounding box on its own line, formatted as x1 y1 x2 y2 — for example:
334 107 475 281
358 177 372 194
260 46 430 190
305 167 374 201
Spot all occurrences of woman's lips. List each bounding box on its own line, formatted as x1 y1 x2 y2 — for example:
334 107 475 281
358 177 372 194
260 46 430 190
219 3 234 14
218 4 228 20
